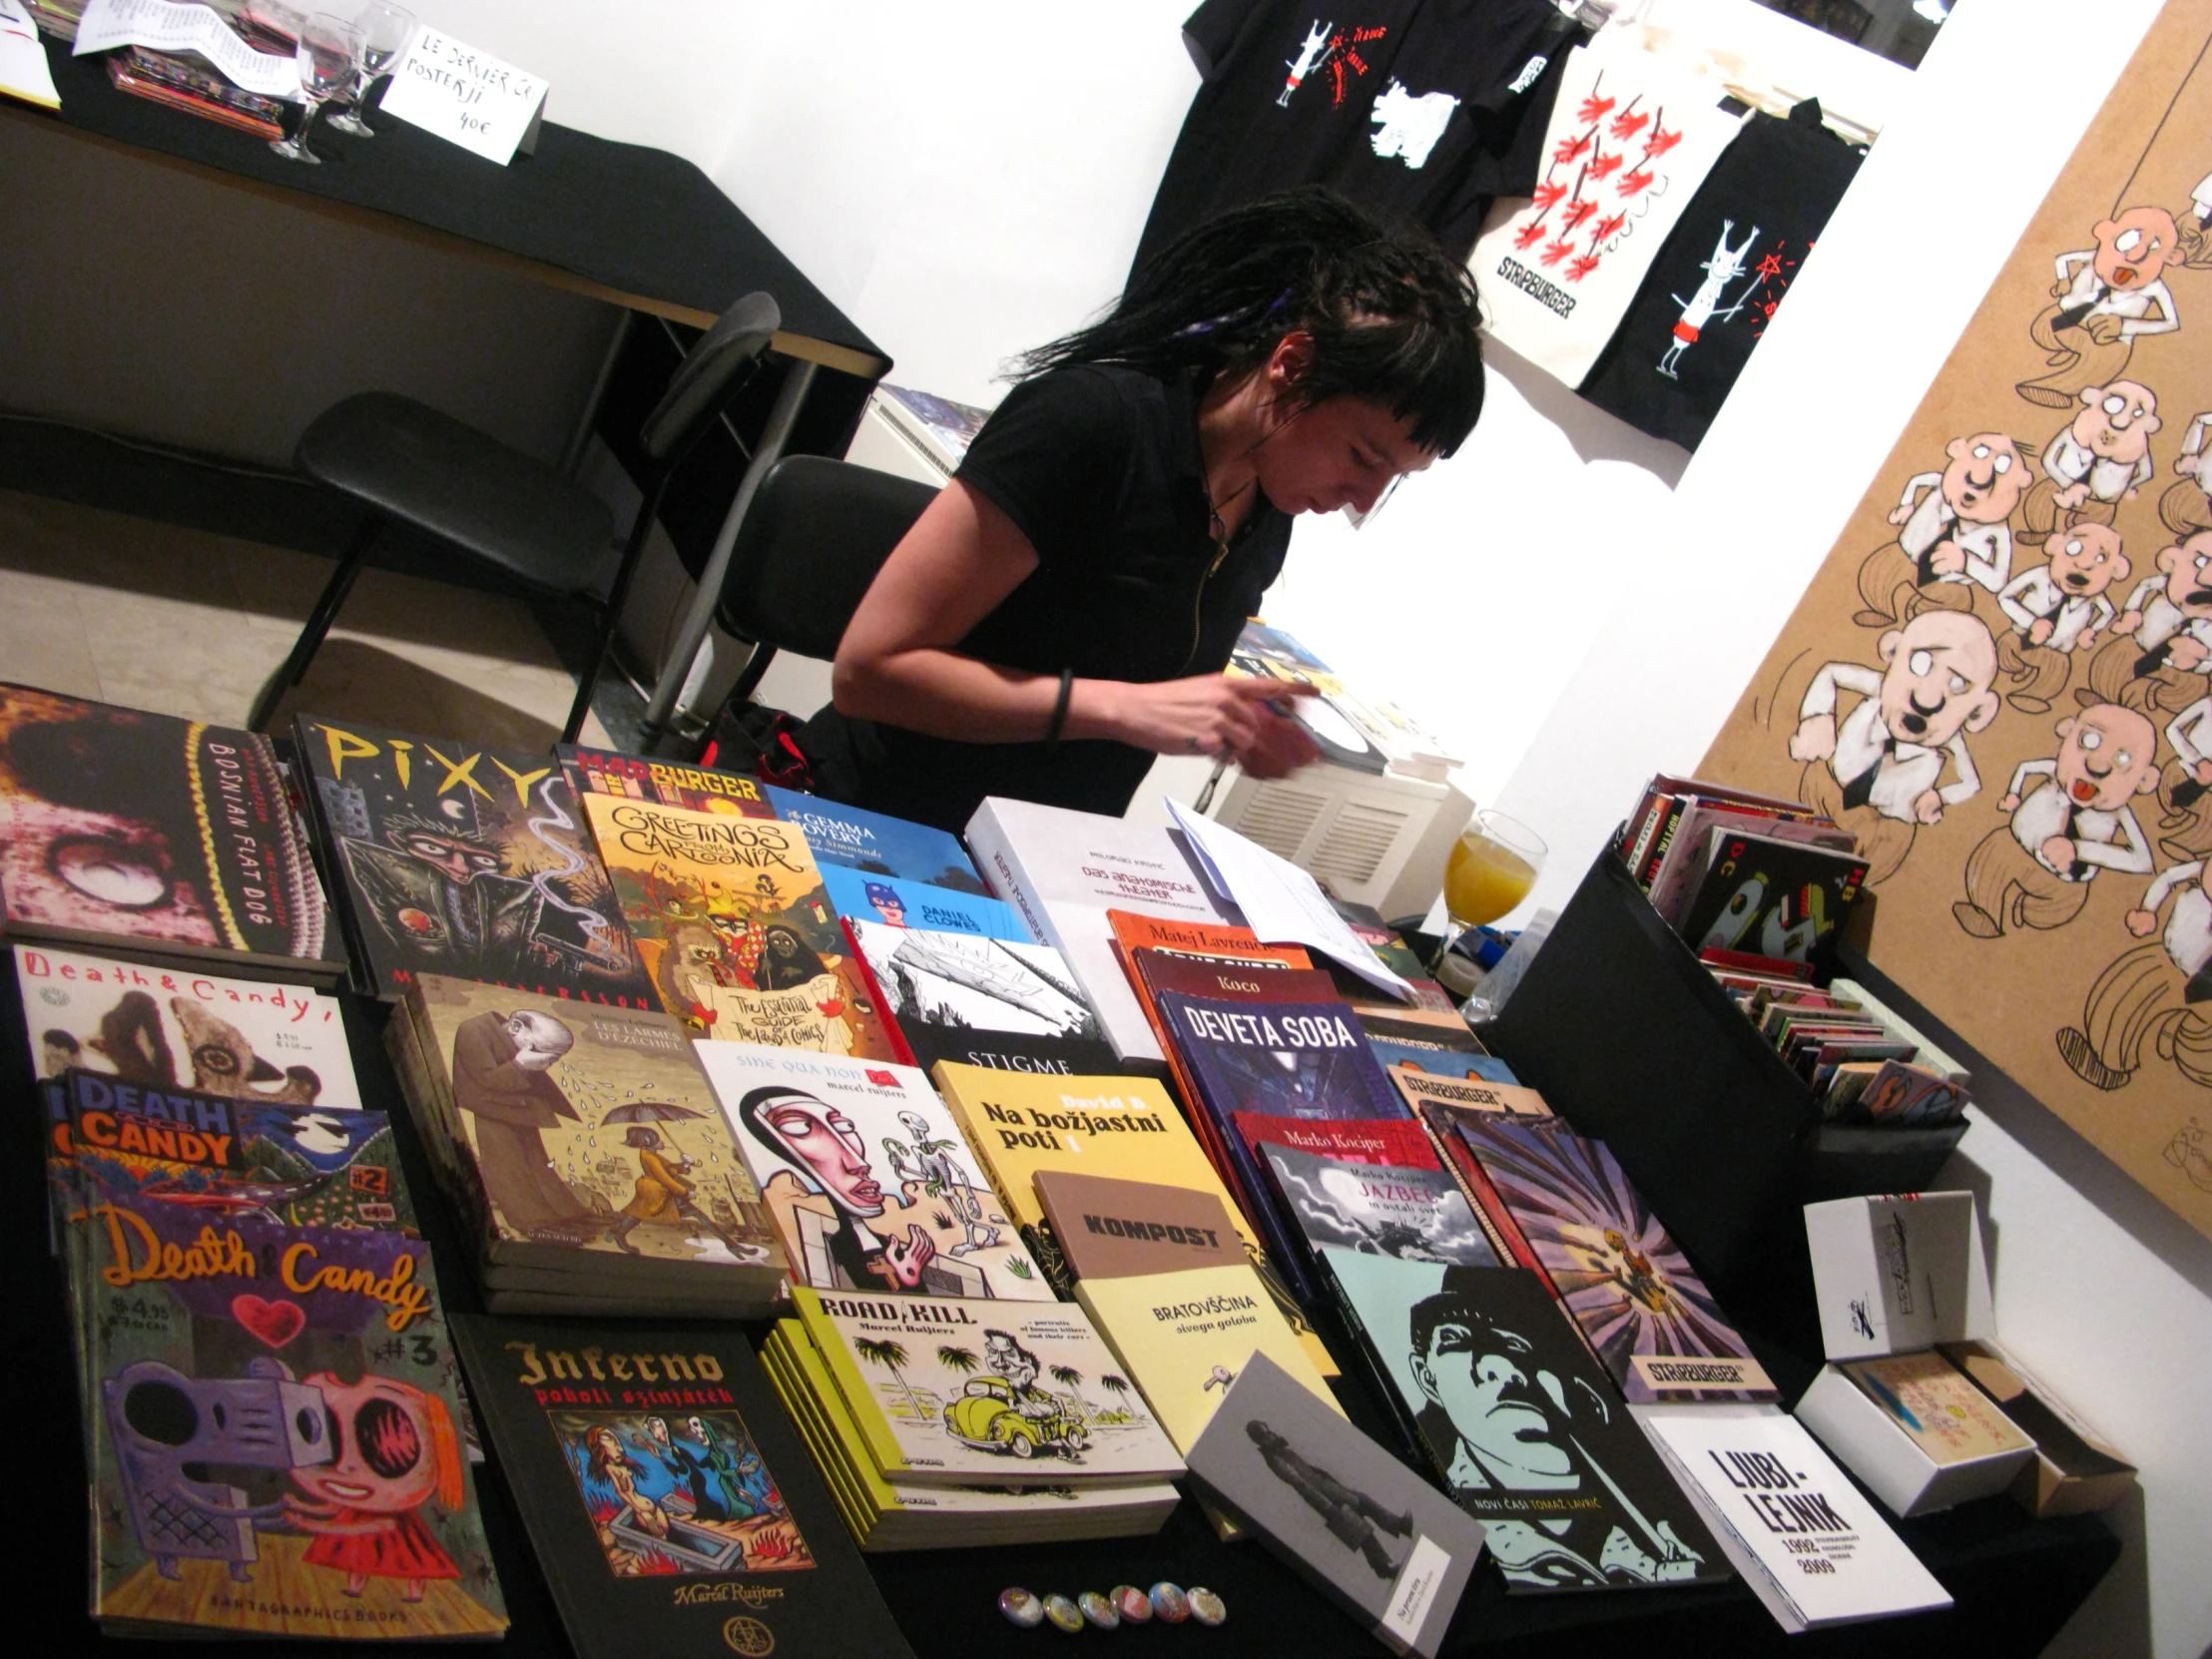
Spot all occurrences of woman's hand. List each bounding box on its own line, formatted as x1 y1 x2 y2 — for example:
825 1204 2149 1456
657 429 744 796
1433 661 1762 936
1087 676 1322 779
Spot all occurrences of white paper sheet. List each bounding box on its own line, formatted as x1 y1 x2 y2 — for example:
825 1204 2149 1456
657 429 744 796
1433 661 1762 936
1166 799 1412 999
72 0 297 98
1 0 61 109
376 26 544 166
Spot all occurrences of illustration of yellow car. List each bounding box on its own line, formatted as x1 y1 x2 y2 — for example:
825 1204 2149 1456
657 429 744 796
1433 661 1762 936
942 1378 1088 1460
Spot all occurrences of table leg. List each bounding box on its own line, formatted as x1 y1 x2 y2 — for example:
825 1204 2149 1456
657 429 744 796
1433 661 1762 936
560 308 635 477
637 357 819 752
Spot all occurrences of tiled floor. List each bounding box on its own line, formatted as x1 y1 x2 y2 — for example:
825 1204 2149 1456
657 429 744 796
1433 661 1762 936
0 486 615 748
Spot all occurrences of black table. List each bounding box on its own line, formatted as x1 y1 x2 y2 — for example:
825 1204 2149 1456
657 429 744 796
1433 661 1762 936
7 973 2117 1659
5 36 893 737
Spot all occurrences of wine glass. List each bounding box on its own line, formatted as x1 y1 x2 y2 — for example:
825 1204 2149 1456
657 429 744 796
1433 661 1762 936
326 2 413 138
1433 810 1546 993
270 12 363 164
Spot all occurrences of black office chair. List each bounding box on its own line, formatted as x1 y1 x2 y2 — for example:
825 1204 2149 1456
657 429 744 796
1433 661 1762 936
713 454 938 710
249 290 784 741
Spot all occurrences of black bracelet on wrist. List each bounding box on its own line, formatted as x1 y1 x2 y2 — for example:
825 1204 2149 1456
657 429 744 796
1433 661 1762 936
1044 668 1074 753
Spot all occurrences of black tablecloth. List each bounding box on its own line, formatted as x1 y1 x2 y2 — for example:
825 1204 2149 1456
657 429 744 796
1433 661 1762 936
5 970 2118 1659
21 36 885 357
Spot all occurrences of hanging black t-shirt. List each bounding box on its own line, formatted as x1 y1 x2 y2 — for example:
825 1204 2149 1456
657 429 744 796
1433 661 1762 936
796 365 1292 833
1131 0 1584 277
1577 101 1864 449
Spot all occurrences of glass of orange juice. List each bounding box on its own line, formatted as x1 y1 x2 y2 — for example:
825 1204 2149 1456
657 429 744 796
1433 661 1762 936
1437 811 1546 977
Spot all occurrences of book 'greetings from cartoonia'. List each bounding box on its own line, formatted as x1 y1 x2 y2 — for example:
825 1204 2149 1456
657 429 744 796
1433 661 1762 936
296 717 651 1005
581 794 898 1058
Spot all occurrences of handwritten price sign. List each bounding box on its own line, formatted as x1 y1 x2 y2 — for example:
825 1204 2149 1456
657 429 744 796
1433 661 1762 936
377 26 545 164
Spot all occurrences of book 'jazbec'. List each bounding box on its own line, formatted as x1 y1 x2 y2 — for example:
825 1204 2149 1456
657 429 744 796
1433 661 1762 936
1259 1141 1498 1270
296 716 652 1005
930 1061 1339 1378
1324 1254 1727 1594
0 684 338 977
69 1195 507 1637
1186 1354 1487 1659
1447 1114 1774 1402
1638 1408 1950 1631
581 794 898 1058
451 1316 913 1658
843 915 1118 1077
692 1041 1051 1301
792 1286 1186 1488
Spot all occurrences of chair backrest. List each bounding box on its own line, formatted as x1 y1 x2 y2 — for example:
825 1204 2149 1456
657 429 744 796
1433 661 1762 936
714 455 936 659
639 290 782 466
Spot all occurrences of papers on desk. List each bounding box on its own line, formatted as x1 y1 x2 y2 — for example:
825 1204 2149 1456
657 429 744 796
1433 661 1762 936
1 0 61 108
378 26 545 165
72 0 295 98
1166 798 1412 1000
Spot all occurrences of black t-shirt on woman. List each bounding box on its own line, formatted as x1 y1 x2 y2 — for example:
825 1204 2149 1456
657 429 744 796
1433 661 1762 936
797 364 1291 833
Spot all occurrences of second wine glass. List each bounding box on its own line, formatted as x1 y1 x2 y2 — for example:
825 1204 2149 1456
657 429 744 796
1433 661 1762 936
269 12 363 165
327 3 413 138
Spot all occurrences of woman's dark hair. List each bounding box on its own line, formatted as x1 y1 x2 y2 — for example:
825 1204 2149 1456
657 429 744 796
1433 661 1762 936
1019 187 1484 457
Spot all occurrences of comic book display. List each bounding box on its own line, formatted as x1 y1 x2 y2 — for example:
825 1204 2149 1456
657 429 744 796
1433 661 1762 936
1325 1255 1726 1595
295 717 652 1005
0 684 338 977
60 1179 506 1636
451 1317 914 1659
691 1041 1052 1301
580 794 899 1059
391 976 787 1316
1699 0 2212 1245
789 1287 1186 1489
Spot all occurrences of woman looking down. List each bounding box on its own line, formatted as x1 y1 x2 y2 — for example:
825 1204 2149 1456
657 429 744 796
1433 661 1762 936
800 187 1486 831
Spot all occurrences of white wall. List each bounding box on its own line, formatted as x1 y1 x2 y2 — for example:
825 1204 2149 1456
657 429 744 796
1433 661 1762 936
1481 3 2211 1656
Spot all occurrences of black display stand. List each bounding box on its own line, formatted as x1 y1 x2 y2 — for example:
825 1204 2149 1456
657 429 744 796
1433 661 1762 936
1485 849 1966 1330
8 968 2114 1659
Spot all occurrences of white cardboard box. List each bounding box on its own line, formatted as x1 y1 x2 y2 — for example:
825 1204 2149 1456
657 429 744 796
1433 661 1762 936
1793 1362 2032 1517
1803 1192 1991 1361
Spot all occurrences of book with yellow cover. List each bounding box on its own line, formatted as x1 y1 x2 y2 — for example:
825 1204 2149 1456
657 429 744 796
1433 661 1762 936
761 1322 1178 1548
1840 1352 2034 1465
1075 1263 1341 1455
579 794 898 1058
790 1287 1184 1489
931 1061 1337 1377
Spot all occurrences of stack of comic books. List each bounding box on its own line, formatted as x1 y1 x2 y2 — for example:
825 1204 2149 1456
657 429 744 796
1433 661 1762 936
929 1061 1340 1381
692 1041 1055 1303
451 1316 915 1658
386 974 789 1318
759 1288 1184 1549
43 1040 509 1636
1615 772 1866 975
1711 970 1973 1124
0 685 344 982
292 716 655 1006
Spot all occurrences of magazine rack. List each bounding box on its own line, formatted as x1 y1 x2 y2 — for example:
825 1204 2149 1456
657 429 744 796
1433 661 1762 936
1484 847 1965 1313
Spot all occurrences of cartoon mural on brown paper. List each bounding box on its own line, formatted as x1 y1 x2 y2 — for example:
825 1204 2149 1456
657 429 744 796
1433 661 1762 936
1703 0 2212 1239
